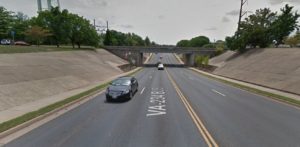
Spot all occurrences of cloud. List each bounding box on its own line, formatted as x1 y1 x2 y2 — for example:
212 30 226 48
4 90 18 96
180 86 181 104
68 0 108 8
206 27 217 31
119 24 134 29
222 16 230 22
158 15 165 20
269 0 300 5
226 10 253 16
226 10 240 16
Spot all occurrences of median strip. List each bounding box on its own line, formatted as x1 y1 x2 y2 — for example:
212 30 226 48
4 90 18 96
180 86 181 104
165 69 219 147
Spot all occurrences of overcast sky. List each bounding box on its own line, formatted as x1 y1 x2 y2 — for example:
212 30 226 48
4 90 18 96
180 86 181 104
1 0 300 44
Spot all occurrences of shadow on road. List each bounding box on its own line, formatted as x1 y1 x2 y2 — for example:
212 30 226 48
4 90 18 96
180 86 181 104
143 64 186 68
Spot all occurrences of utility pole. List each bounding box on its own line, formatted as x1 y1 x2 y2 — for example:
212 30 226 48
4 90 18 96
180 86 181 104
106 21 109 30
93 19 96 29
237 0 248 34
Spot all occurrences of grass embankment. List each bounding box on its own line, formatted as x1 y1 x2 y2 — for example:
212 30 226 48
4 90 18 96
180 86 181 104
0 67 142 133
191 68 300 107
0 45 96 54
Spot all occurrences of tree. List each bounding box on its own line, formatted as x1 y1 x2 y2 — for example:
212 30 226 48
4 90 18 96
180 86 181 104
33 7 69 47
176 40 190 47
226 5 299 51
189 36 210 47
10 12 30 41
104 30 148 46
271 4 300 45
145 36 151 46
104 30 112 46
284 32 300 47
284 36 298 47
0 6 12 39
241 8 277 48
24 26 51 46
65 13 99 48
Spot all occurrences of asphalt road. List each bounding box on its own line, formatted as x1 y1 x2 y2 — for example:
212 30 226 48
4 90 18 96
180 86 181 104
5 53 300 147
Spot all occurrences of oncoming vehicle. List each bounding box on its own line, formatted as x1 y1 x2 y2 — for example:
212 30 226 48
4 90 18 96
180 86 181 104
106 76 138 102
158 63 164 70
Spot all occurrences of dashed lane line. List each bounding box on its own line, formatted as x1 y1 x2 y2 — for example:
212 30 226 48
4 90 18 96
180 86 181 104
212 89 226 97
140 87 146 95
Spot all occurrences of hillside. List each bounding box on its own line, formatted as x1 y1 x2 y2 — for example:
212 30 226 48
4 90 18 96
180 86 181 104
211 48 300 95
0 49 127 111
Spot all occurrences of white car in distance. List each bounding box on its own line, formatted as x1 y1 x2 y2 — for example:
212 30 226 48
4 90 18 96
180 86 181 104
158 63 164 70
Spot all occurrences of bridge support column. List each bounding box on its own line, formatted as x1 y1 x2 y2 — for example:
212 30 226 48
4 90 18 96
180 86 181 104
184 54 195 66
136 53 144 66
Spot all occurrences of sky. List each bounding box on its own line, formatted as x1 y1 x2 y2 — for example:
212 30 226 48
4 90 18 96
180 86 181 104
1 0 300 45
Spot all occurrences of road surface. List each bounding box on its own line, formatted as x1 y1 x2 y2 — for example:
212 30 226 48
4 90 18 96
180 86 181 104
5 53 300 147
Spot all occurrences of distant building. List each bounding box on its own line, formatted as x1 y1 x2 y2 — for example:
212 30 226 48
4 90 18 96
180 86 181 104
37 0 60 11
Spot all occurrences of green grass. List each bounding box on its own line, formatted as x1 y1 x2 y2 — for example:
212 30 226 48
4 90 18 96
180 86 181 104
0 45 97 54
0 67 142 133
191 68 300 107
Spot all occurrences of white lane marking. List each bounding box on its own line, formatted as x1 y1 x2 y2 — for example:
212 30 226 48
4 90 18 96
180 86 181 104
140 87 146 95
212 89 226 97
147 88 167 117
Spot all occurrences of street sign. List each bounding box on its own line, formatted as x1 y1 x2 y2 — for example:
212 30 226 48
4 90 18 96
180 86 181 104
11 31 15 36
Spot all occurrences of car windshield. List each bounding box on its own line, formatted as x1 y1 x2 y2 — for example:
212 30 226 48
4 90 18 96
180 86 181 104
111 79 131 86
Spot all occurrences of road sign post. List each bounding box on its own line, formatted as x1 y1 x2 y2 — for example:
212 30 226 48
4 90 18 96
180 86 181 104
11 31 15 45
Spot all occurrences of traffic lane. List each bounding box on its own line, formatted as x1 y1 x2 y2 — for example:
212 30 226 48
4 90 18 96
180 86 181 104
55 68 158 147
6 67 154 147
6 65 207 147
160 53 181 65
167 67 300 146
104 67 207 147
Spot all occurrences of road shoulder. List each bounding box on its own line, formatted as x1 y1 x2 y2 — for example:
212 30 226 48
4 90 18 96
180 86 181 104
173 53 300 108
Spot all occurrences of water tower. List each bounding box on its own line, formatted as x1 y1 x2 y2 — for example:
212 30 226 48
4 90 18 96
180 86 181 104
37 0 60 11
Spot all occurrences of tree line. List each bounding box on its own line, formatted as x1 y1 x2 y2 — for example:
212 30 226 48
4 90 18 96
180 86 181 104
0 6 155 48
226 4 300 52
103 30 156 46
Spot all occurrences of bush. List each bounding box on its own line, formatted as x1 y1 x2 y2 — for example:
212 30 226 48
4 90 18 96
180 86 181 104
195 55 204 67
195 55 210 67
203 56 209 66
215 47 225 56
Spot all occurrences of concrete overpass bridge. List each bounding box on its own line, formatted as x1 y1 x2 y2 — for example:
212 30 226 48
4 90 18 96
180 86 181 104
104 46 216 66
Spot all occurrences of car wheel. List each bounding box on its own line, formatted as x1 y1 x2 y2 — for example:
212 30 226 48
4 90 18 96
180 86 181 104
106 97 111 102
129 91 133 100
136 85 139 92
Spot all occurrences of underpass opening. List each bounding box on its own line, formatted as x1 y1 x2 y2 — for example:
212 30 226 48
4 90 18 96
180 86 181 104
143 53 186 68
103 46 216 67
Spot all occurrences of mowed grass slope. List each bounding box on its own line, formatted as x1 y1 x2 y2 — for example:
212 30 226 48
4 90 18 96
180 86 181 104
0 45 96 54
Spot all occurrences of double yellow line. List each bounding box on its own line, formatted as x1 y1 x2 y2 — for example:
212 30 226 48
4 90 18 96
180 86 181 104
165 69 219 147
